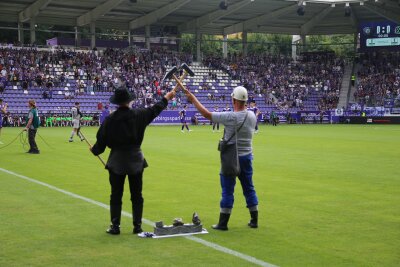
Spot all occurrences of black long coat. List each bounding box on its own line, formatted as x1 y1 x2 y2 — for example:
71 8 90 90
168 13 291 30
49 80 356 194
91 98 168 175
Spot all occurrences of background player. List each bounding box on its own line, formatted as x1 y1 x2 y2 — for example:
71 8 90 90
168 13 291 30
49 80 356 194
100 104 110 125
223 104 231 113
0 99 7 144
69 102 84 142
212 105 220 132
179 104 191 133
248 101 260 133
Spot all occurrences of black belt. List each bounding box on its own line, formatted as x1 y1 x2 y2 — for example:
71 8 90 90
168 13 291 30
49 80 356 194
110 145 141 151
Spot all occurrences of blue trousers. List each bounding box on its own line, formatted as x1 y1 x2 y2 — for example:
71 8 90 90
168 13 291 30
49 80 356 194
219 153 259 209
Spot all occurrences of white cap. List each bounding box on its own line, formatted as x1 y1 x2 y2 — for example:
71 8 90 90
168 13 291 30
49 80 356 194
231 86 248 101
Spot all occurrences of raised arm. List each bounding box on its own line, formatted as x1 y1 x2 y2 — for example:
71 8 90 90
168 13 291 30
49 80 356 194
183 89 212 120
141 90 176 125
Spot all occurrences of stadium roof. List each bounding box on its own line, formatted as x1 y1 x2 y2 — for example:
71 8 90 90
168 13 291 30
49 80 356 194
0 0 399 36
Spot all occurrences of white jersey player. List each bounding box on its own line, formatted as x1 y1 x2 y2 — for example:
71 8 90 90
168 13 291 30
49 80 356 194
69 102 84 142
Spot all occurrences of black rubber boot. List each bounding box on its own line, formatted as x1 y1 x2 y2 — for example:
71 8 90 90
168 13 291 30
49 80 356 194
133 223 143 234
248 210 258 228
107 205 121 235
212 213 230 231
106 224 120 235
132 204 143 234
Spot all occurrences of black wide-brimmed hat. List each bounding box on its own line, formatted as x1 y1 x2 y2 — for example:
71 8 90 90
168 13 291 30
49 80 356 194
109 88 133 105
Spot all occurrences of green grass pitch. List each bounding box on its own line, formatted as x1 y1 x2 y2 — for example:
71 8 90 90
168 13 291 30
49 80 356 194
0 124 399 267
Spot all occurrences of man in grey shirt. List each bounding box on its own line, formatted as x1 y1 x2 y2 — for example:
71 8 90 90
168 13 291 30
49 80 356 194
184 86 259 230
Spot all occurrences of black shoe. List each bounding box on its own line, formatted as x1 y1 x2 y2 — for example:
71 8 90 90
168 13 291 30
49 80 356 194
212 213 230 231
133 226 143 234
248 210 258 228
28 150 40 154
248 221 258 228
212 224 228 231
80 138 85 142
106 225 120 235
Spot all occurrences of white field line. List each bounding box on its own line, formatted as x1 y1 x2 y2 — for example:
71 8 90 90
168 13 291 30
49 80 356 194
0 167 277 267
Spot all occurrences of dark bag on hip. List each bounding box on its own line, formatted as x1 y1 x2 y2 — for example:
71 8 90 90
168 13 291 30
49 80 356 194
217 112 248 177
218 140 240 177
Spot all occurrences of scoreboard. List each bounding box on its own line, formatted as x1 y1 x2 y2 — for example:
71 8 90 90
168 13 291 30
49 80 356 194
359 21 400 50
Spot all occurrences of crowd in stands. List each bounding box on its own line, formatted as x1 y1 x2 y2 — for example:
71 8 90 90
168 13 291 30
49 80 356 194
0 113 26 127
203 52 344 111
1 45 350 117
354 52 400 107
0 47 193 108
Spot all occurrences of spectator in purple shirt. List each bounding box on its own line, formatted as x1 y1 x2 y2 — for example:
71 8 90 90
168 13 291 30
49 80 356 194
100 105 110 125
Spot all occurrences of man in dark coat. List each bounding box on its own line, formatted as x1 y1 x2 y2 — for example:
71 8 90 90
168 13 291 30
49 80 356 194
91 87 175 235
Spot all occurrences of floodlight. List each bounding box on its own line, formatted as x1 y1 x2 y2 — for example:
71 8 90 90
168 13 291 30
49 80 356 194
344 4 351 17
297 6 305 15
219 0 228 10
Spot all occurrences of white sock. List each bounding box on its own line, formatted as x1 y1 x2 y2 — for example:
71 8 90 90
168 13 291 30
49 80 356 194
70 131 75 139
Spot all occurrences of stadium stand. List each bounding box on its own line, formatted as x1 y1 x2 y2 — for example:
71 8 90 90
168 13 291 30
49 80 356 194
0 47 192 114
203 52 344 112
0 47 345 118
0 45 352 124
352 52 400 108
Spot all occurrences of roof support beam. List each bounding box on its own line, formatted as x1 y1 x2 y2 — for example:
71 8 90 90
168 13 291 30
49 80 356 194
19 0 52 22
381 0 400 11
129 0 191 30
253 26 300 35
77 0 125 27
223 4 297 35
179 0 254 32
363 2 400 24
300 6 333 35
30 17 36 44
349 5 359 32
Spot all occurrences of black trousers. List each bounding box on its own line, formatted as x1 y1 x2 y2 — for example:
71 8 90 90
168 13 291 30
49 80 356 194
28 129 39 152
213 122 220 130
108 170 144 227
